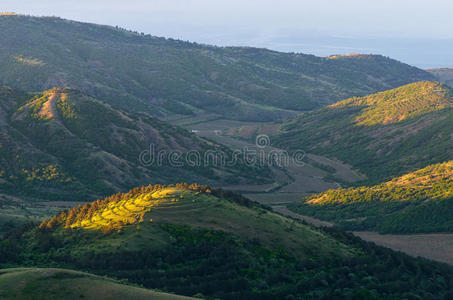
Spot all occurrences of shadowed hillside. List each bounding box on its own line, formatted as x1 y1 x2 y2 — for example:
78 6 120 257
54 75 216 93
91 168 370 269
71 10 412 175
0 14 435 121
428 67 453 87
0 87 271 202
0 268 196 300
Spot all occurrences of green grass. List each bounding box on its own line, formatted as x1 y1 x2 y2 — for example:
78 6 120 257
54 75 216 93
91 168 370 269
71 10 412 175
0 268 196 300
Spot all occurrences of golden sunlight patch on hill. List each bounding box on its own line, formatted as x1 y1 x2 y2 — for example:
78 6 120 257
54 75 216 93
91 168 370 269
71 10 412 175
13 88 76 124
38 96 56 120
39 184 212 233
14 55 45 67
327 53 371 59
329 81 453 126
307 161 453 205
71 188 185 230
388 161 453 188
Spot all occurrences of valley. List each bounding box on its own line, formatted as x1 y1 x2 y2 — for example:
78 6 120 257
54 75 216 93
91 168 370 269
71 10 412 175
177 118 453 267
4 112 451 267
178 118 365 205
1 11 453 299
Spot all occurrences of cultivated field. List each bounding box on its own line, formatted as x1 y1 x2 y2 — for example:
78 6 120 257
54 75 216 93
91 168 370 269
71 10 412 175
353 231 453 265
180 119 364 205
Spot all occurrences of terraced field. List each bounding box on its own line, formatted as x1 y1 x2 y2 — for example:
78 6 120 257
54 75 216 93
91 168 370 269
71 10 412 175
69 188 193 230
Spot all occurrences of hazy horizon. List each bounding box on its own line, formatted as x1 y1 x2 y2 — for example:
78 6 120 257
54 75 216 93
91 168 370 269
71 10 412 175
2 0 453 68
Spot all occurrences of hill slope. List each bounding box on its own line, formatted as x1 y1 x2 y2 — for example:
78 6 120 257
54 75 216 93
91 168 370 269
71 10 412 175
427 67 453 87
289 161 453 233
0 87 270 202
3 185 453 299
0 268 196 300
0 14 434 121
273 81 453 182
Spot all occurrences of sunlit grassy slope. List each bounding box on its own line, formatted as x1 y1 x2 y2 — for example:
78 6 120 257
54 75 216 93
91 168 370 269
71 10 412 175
274 81 453 182
0 268 196 300
290 161 453 233
330 81 453 126
308 161 453 205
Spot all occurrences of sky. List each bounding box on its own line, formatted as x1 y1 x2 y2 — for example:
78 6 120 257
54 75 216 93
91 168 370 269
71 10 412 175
2 0 453 68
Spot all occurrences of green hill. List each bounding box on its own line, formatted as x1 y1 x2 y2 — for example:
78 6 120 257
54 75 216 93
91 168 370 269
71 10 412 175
273 81 453 182
0 14 434 121
0 268 196 300
289 161 453 233
0 87 271 202
2 184 453 299
427 67 453 87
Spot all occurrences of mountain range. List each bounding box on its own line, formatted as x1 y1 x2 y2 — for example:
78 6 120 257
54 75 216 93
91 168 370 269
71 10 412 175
0 14 434 121
2 12 453 300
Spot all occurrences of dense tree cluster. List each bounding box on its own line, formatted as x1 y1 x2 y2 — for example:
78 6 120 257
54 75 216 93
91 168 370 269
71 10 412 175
2 222 453 299
291 161 453 233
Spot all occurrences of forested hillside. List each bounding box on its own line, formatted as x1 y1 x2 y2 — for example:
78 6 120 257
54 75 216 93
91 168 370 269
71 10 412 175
428 67 453 87
289 161 453 233
2 185 453 299
0 14 434 121
274 81 453 182
0 87 270 202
